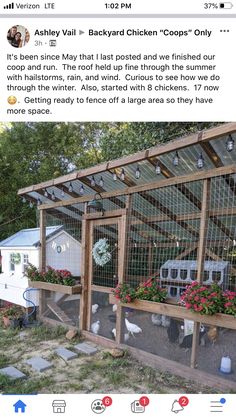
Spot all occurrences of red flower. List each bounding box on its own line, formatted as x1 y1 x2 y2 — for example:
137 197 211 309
200 298 207 303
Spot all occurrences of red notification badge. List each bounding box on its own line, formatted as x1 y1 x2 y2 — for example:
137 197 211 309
102 396 112 407
139 396 150 407
179 396 189 407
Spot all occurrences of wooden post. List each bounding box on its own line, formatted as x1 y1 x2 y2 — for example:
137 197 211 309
116 195 132 344
196 179 211 282
148 243 153 276
39 210 46 317
86 220 94 331
39 210 46 271
191 179 211 368
79 204 90 331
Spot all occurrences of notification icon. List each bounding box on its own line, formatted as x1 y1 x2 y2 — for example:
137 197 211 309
171 396 189 414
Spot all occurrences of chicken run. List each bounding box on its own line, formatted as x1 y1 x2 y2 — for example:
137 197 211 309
17 123 236 390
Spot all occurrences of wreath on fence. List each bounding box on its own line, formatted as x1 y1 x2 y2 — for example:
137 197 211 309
12 253 21 265
92 238 112 267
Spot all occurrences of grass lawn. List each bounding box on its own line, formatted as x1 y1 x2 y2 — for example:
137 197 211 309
0 324 222 394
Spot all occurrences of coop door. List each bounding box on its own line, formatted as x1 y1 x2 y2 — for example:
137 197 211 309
86 217 122 334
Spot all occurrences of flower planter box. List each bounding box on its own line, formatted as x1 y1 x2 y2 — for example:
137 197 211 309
109 294 236 330
29 281 82 295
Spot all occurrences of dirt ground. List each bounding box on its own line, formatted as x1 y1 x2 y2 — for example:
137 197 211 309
0 323 226 394
90 303 236 383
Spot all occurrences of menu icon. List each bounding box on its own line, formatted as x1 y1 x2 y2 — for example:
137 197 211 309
210 398 226 413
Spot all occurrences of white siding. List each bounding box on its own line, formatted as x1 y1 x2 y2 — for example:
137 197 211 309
0 229 81 307
0 273 39 308
0 248 39 275
46 231 81 276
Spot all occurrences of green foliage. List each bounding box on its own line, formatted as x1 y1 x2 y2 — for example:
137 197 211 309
112 283 137 303
25 264 76 286
0 373 53 394
135 278 168 302
30 325 67 341
0 305 25 320
112 279 167 303
181 282 236 316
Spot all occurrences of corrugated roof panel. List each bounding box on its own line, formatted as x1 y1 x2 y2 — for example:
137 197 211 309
147 187 199 215
210 134 236 166
86 171 127 191
207 219 230 241
123 160 165 186
0 226 62 248
158 144 215 177
210 177 236 209
182 181 203 204
132 192 164 217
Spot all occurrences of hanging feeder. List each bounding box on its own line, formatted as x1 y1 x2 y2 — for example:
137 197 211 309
87 193 105 216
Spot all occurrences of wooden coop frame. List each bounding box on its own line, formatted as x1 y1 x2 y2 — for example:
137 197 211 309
18 122 236 390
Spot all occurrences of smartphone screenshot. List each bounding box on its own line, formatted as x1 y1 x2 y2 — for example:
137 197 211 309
0 1 235 417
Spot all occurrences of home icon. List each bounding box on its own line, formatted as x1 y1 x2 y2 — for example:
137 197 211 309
13 400 27 413
52 400 66 413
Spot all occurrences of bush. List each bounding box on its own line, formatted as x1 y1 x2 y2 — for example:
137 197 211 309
222 290 236 315
180 282 223 315
112 283 136 303
25 264 76 286
135 278 167 302
112 278 167 303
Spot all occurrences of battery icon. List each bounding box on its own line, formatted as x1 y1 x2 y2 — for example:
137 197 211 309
219 2 233 8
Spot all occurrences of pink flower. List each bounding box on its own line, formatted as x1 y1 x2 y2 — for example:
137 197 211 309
224 302 233 307
200 298 207 303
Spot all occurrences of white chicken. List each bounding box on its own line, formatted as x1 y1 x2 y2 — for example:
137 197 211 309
111 328 129 342
125 318 142 337
161 315 170 328
92 304 99 314
112 304 117 312
91 320 100 334
151 314 162 326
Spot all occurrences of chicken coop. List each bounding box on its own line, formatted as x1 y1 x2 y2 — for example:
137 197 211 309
0 226 81 311
18 122 236 390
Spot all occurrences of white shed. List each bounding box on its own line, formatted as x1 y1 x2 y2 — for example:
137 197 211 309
0 226 81 307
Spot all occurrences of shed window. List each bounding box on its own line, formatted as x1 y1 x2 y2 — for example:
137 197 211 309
23 254 29 273
9 254 15 271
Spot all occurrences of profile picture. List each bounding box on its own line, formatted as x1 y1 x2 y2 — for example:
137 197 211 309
7 25 30 48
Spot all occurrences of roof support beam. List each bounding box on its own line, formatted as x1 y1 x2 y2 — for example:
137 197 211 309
109 169 199 238
18 123 236 195
35 164 236 210
148 157 234 241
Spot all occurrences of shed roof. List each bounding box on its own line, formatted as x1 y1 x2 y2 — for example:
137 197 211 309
0 226 62 248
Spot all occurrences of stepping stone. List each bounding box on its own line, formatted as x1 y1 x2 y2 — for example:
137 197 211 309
0 366 26 380
25 357 52 372
55 347 78 361
74 342 98 355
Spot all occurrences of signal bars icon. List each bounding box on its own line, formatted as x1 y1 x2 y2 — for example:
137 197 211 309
4 2 14 9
